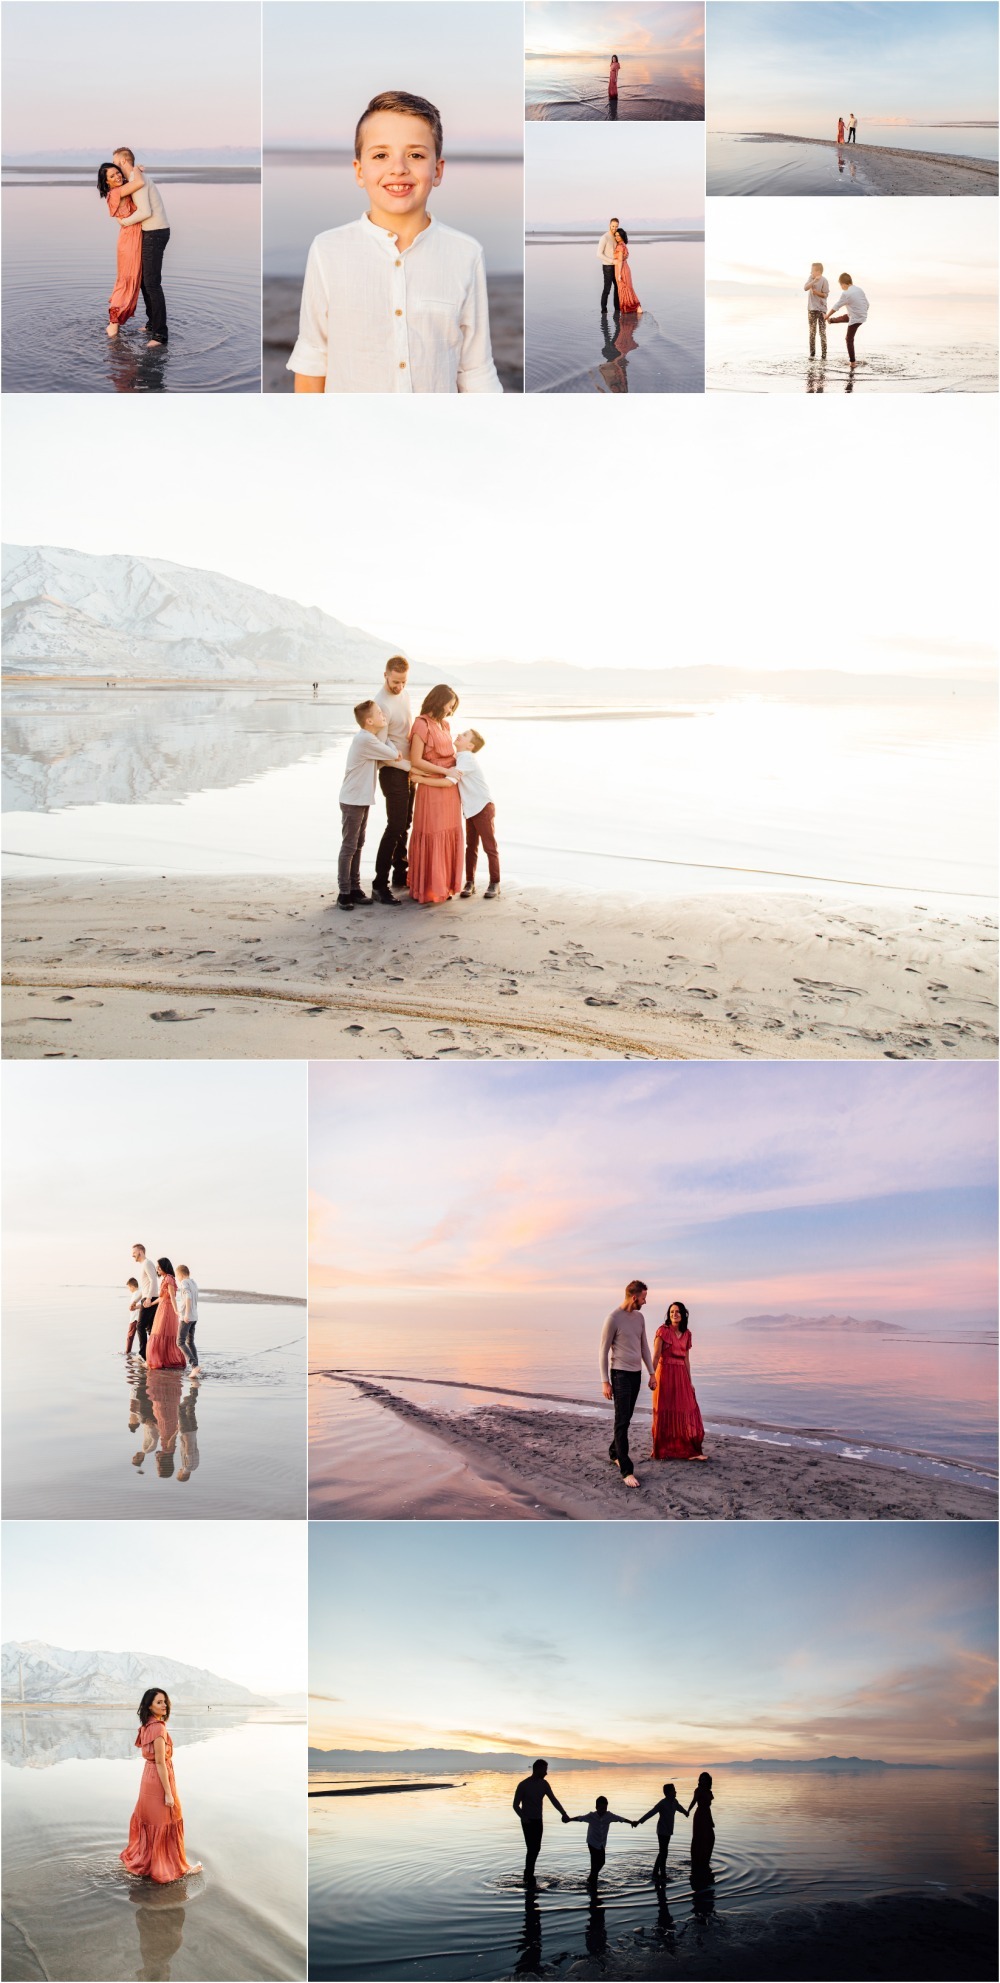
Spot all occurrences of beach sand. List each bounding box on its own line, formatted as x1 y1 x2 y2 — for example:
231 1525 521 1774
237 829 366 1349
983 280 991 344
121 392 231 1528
738 133 998 194
313 1381 998 1521
3 875 995 1061
262 273 524 393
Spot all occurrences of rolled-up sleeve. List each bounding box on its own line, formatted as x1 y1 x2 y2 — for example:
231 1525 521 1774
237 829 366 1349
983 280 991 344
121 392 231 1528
287 239 330 378
456 252 503 395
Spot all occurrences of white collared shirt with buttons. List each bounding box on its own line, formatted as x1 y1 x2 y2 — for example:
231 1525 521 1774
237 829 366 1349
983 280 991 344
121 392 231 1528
136 1257 159 1305
287 213 503 394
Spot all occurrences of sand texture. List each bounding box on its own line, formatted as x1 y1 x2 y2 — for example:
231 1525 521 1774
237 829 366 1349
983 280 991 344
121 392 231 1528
746 132 999 194
263 273 524 393
3 875 995 1062
317 1382 998 1522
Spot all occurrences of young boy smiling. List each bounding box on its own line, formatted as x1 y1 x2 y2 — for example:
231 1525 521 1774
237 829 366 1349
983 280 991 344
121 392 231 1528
289 90 502 395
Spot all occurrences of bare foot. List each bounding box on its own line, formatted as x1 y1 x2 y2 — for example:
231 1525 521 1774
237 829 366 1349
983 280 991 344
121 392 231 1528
623 1473 640 1488
689 1453 708 1462
106 323 119 338
146 338 163 347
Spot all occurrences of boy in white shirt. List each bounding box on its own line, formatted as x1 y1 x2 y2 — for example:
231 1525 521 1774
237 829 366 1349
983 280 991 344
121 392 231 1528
175 1265 201 1376
450 729 501 901
289 90 502 396
338 701 404 910
803 262 829 359
125 1277 141 1353
827 271 869 365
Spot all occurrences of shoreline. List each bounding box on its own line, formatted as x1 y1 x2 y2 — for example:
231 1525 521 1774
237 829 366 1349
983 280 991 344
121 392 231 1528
4 874 995 1061
314 1381 998 1521
728 131 998 194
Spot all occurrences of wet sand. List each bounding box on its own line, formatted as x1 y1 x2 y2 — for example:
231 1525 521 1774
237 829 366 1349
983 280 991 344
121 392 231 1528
262 273 523 394
313 1380 998 1522
4 875 995 1061
732 133 998 194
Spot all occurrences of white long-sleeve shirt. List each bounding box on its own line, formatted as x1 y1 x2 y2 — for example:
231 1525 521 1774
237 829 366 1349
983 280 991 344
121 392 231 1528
339 730 400 807
374 684 414 754
572 1810 628 1850
597 229 618 265
830 283 868 324
118 176 170 232
599 1306 653 1383
135 1257 159 1306
287 213 502 394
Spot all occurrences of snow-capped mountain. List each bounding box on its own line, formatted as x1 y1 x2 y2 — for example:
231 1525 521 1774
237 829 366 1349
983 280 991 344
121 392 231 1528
1 1640 272 1705
2 544 397 680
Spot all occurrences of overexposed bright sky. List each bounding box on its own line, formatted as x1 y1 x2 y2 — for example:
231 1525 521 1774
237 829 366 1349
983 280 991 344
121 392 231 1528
526 1 704 61
526 120 704 222
707 195 999 301
4 1521 307 1694
4 396 995 677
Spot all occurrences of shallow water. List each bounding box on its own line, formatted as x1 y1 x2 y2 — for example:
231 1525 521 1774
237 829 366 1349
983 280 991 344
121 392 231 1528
308 1764 996 1980
706 289 998 395
262 158 524 277
1 182 261 393
3 688 995 909
526 236 704 391
1 1707 306 1981
2 1286 306 1520
525 54 703 121
708 127 999 193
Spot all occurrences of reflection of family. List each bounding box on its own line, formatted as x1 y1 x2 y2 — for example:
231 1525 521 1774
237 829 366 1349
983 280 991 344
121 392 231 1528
97 148 170 344
337 657 501 910
598 217 643 317
127 1246 200 1374
600 1281 705 1488
128 1362 200 1483
514 1758 715 1890
804 261 869 365
121 1688 201 1885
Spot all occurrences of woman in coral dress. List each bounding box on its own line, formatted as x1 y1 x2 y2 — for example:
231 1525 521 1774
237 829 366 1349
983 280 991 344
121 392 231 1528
98 162 142 339
145 1261 187 1372
649 1301 706 1460
608 55 620 101
407 686 464 904
836 116 846 144
121 1688 202 1885
614 231 642 315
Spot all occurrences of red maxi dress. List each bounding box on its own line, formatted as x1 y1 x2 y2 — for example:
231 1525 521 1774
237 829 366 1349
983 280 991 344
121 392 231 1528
120 1720 193 1883
146 1275 187 1372
650 1325 704 1459
615 244 641 314
609 58 620 98
408 715 464 903
107 188 142 325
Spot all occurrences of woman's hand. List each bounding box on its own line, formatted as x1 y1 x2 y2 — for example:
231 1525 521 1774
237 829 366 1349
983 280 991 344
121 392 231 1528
164 1792 175 1809
648 1376 656 1390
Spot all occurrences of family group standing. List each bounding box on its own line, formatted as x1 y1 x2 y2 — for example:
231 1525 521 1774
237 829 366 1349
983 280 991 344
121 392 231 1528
126 1246 200 1374
599 1281 705 1487
513 1759 715 1891
98 148 170 344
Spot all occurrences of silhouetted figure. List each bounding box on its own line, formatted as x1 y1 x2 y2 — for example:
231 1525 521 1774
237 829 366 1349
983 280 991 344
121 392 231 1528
512 1759 569 1884
568 1795 633 1889
637 1781 687 1882
513 1893 542 1977
690 1862 716 1923
653 1889 676 1951
585 1895 608 1957
688 1771 715 1869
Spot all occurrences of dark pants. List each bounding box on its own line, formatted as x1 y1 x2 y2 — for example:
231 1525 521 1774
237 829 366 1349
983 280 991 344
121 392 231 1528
339 803 369 895
808 309 827 358
521 1819 544 1881
600 264 619 312
135 1301 157 1359
587 1847 606 1885
846 127 856 143
374 766 413 887
653 1832 673 1881
465 802 500 886
609 1368 642 1478
179 1321 198 1369
141 228 170 342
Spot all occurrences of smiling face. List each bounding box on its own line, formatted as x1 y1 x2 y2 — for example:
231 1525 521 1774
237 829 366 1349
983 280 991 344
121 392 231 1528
668 1303 684 1328
354 111 443 221
106 166 124 189
149 1691 168 1718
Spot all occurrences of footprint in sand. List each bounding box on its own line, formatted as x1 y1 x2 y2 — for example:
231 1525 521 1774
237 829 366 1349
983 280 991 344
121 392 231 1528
149 1010 204 1024
344 1023 364 1034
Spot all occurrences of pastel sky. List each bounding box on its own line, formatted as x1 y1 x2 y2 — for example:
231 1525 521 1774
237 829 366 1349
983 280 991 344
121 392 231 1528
708 2 999 135
4 396 995 678
3 1062 306 1297
309 1063 997 1330
0 2 261 154
264 1 524 149
526 2 704 61
707 197 999 303
310 1523 997 1763
5 1520 307 1694
526 121 704 223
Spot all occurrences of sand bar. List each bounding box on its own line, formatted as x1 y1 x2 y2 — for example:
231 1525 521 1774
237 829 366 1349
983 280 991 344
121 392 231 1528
3 874 995 1061
742 132 998 194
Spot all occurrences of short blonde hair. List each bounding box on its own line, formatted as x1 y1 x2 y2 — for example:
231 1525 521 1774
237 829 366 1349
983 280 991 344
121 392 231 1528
114 147 135 166
466 729 485 753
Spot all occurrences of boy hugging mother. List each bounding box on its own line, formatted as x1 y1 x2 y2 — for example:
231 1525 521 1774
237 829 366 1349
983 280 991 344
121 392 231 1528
337 656 501 910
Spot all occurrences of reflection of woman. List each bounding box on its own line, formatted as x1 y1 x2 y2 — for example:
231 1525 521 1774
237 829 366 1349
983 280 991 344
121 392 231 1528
687 1773 715 1865
98 162 142 338
614 232 642 315
650 1301 705 1460
407 685 464 904
147 1368 183 1477
121 1688 202 1885
146 1261 187 1372
609 55 620 99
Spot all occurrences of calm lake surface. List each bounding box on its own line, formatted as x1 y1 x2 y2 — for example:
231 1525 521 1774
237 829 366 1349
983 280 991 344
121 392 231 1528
4 688 995 909
526 235 704 391
708 126 999 193
1 178 261 393
2 1284 306 1520
2 1707 306 1981
526 54 703 120
706 290 998 394
262 157 524 276
308 1764 997 1980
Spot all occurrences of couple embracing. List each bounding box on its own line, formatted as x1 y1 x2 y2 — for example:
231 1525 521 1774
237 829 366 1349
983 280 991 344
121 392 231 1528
97 147 170 345
600 1280 705 1488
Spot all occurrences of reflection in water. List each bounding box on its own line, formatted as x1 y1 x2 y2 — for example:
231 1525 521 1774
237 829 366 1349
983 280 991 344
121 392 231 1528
690 1862 716 1923
106 337 169 396
513 1893 542 1976
131 1892 187 1982
584 1896 608 1957
128 1363 202 1489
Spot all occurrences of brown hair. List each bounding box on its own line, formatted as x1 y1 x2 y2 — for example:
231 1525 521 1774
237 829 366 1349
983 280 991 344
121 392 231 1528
420 684 458 721
839 272 853 285
466 729 485 753
625 1279 648 1297
113 147 136 166
176 1265 189 1278
384 655 410 675
355 91 443 161
354 699 380 725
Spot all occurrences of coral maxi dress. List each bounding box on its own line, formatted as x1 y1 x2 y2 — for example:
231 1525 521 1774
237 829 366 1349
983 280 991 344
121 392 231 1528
107 188 142 326
407 715 464 904
121 1721 193 1883
650 1325 704 1459
615 243 641 314
146 1275 187 1371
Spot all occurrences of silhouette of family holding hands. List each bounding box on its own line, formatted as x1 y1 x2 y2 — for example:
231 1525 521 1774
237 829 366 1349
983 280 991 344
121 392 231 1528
513 1759 715 1890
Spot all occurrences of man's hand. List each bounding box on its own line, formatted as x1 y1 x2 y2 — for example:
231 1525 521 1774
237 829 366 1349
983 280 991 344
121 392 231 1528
561 1812 570 1823
602 1382 613 1401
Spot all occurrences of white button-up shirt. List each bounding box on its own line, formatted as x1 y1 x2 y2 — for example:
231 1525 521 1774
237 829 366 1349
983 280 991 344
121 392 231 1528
176 1277 199 1324
288 213 502 394
136 1257 159 1305
339 730 402 807
450 749 492 819
832 283 868 323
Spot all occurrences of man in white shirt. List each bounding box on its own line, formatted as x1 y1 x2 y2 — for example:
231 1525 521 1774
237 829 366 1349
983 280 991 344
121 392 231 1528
827 272 869 365
289 91 501 394
338 700 404 909
453 730 500 900
175 1265 201 1376
130 1245 159 1363
373 655 415 902
598 1279 653 1488
112 148 170 346
846 112 858 144
597 217 621 314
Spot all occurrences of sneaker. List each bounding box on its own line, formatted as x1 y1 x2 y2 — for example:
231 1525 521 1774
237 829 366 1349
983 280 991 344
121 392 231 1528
349 890 373 906
337 894 354 912
460 882 475 898
372 884 400 906
484 881 500 900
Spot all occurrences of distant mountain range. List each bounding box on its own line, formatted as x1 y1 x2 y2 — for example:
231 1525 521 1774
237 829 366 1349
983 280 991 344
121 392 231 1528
733 1313 904 1335
2 1640 272 1705
309 1746 929 1774
3 148 260 167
